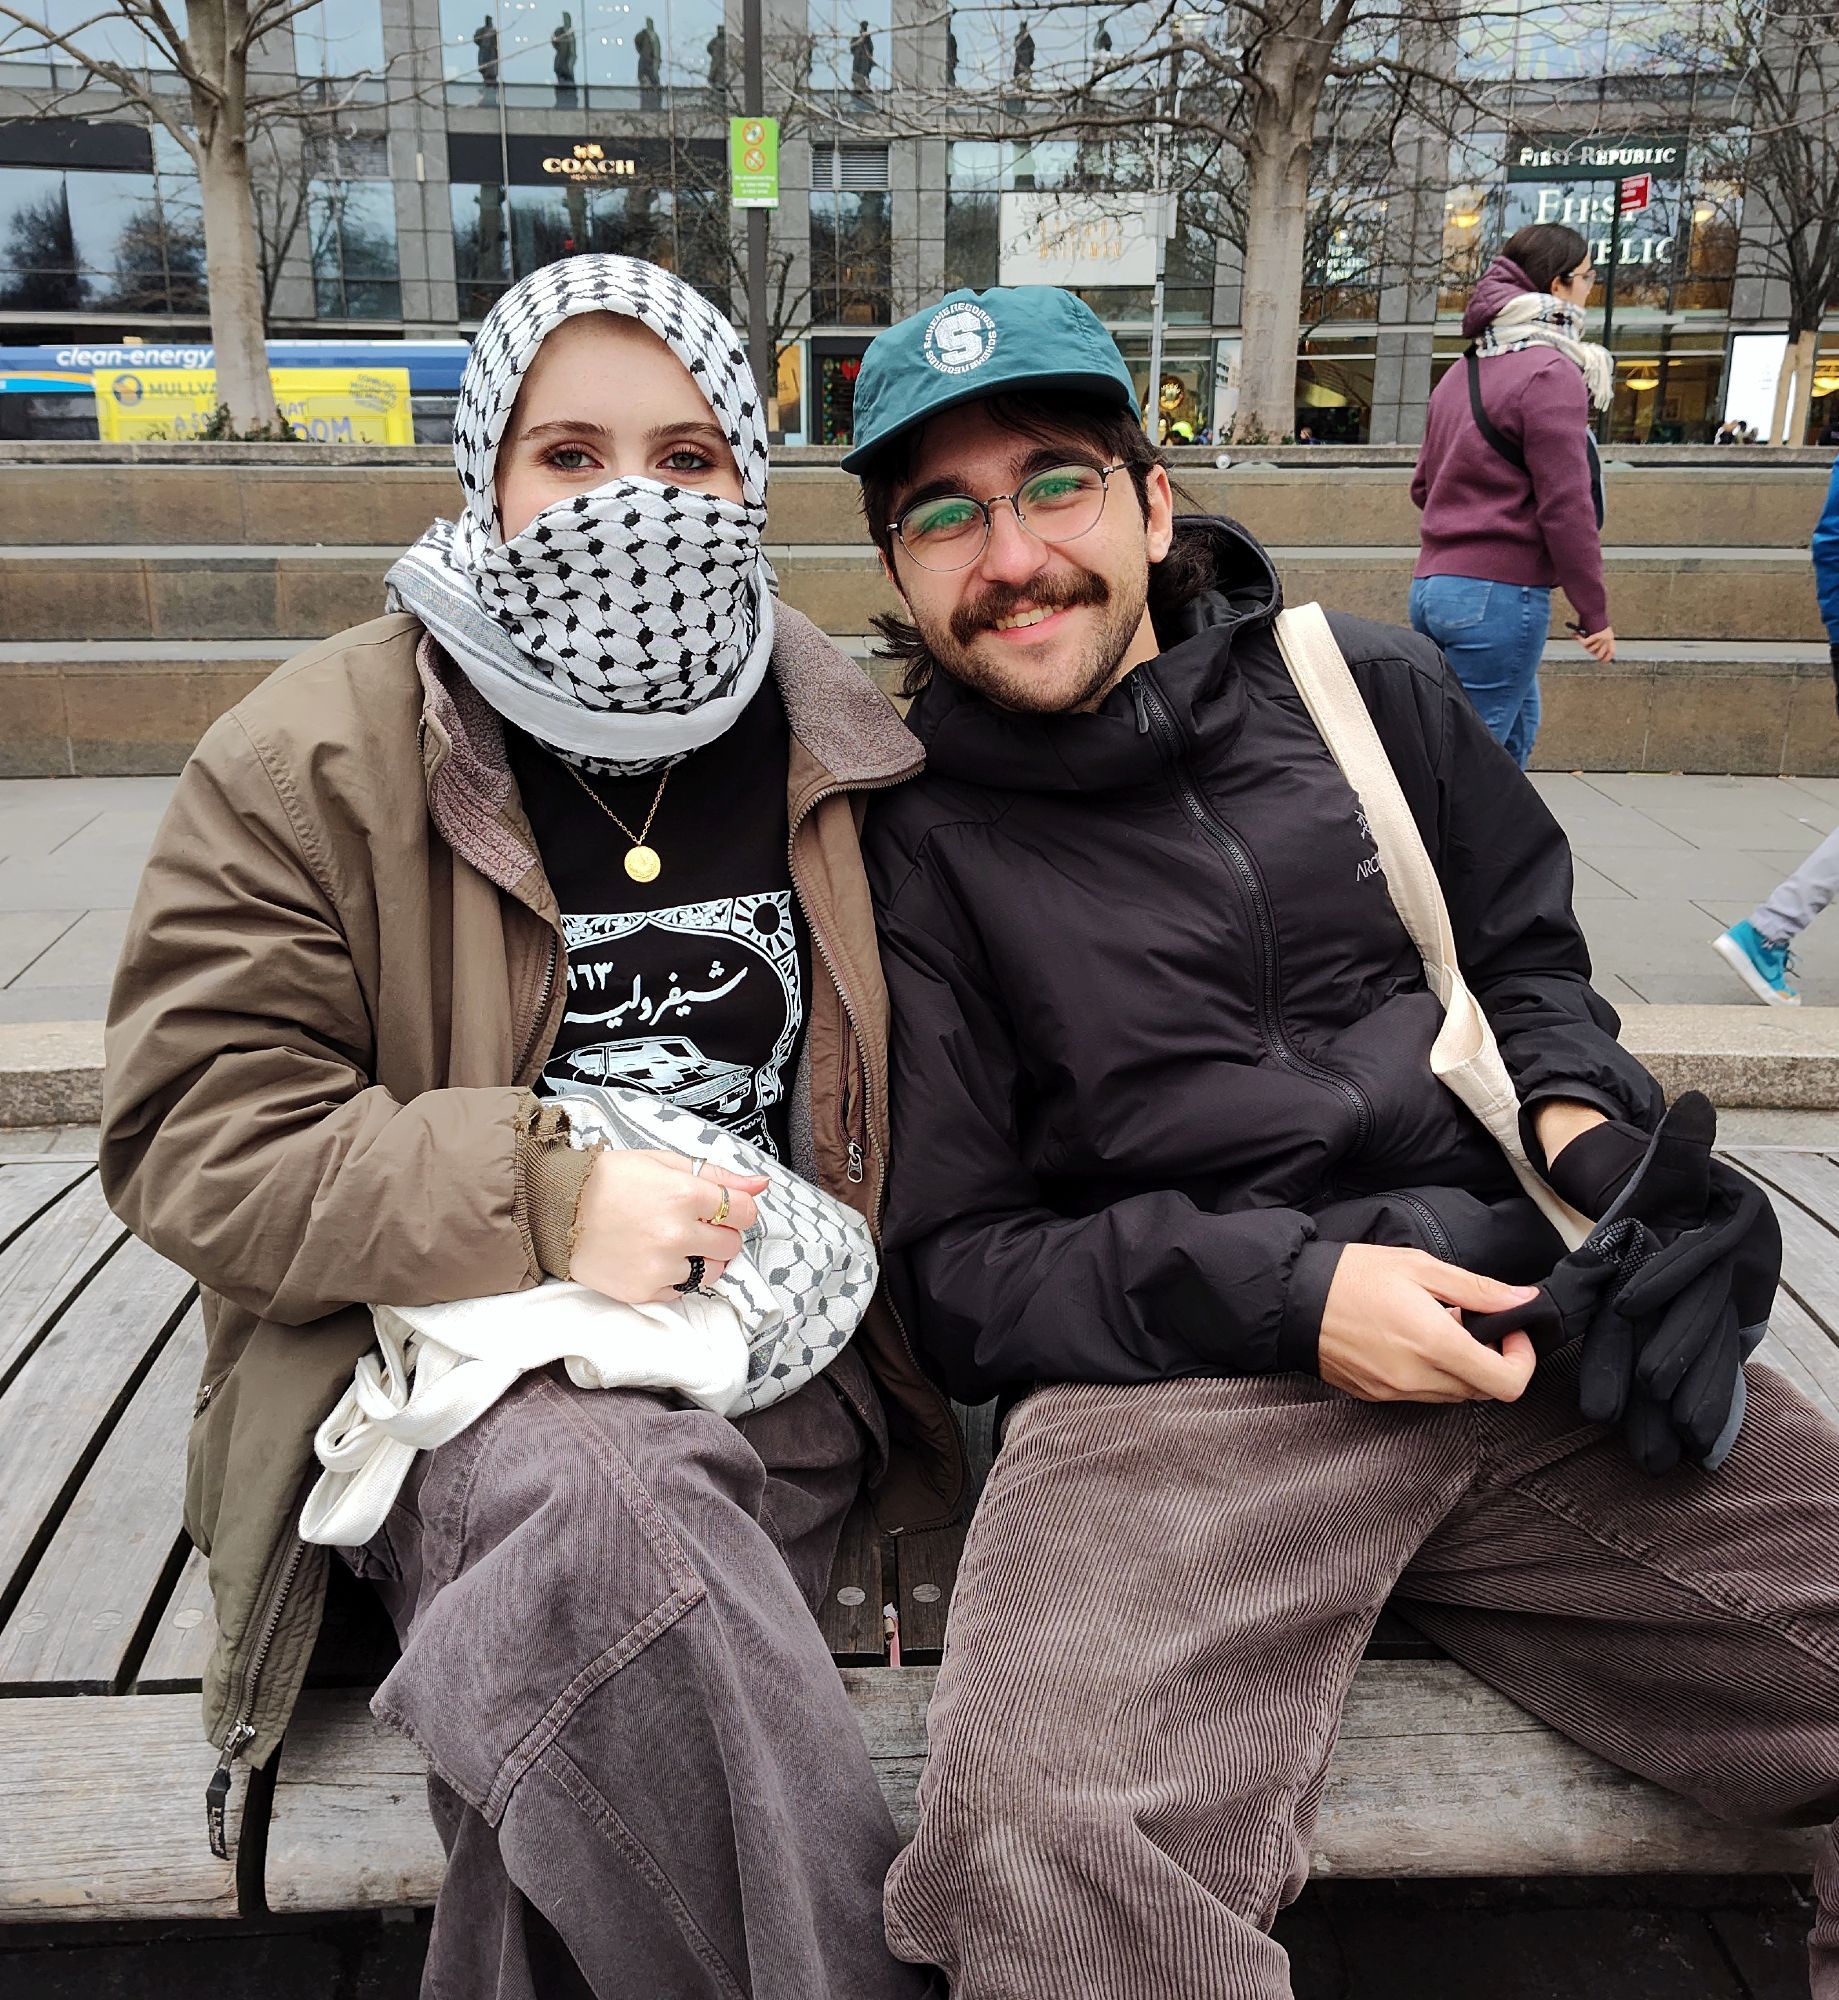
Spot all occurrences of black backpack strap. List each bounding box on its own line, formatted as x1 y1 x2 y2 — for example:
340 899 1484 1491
1465 344 1527 472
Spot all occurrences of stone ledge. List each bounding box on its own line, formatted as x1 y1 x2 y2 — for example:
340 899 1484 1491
5 1010 1839 1128
0 1020 104 1127
1619 1005 1839 1110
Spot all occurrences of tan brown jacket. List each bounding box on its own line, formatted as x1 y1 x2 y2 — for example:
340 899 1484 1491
101 607 964 1797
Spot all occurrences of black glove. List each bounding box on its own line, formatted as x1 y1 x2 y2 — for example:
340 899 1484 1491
1467 1094 1779 1474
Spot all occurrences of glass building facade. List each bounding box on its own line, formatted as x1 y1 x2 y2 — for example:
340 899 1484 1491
0 0 1832 443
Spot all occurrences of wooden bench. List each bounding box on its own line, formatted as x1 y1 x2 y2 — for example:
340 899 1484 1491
2 1140 1833 1925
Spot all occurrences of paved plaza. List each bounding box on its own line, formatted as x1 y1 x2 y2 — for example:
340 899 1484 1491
2 768 1838 1025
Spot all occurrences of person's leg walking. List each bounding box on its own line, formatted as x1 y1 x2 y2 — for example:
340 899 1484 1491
884 1376 1477 2000
1394 1351 1839 1997
1409 577 1548 768
1751 825 1839 944
350 1360 928 2000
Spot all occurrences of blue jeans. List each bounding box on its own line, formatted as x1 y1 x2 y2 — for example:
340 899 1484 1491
1408 574 1552 770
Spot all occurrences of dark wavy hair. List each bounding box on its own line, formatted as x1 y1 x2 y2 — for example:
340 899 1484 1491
856 390 1217 699
1501 223 1591 297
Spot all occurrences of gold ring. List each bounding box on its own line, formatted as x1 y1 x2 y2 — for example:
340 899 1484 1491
710 1186 732 1227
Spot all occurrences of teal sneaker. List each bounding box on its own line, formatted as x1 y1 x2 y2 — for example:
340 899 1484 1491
1711 920 1801 1006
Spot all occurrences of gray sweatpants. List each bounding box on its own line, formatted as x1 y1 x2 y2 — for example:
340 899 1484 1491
1750 824 1839 941
341 1347 936 2000
884 1353 1839 2000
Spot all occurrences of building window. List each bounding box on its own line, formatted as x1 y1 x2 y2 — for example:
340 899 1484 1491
0 163 204 312
438 0 725 108
808 0 891 97
810 190 891 324
810 142 890 325
294 0 387 78
308 177 401 318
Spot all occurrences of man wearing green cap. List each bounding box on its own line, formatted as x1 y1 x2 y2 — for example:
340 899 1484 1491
843 287 1838 1998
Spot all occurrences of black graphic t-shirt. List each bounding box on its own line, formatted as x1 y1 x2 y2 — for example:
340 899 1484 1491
509 680 810 1159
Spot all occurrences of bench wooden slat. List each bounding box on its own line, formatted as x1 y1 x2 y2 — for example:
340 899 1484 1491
0 1693 245 1922
817 1497 886 1661
0 1162 92 1250
0 1173 127 1388
0 1305 202 1691
136 1545 218 1690
0 1235 195 1613
260 1656 1822 1913
894 1524 962 1658
1755 1293 1839 1424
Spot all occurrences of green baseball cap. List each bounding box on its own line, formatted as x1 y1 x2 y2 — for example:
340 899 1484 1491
839 286 1138 474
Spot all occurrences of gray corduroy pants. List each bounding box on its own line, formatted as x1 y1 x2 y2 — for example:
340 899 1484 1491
342 1349 937 2000
884 1354 1839 2000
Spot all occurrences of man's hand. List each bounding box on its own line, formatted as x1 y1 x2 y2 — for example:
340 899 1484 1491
1318 1244 1542 1404
568 1149 766 1304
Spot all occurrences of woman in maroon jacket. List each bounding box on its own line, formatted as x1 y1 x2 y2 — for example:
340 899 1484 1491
1410 223 1616 767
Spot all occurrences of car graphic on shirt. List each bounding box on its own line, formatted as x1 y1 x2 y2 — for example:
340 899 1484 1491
549 1035 758 1124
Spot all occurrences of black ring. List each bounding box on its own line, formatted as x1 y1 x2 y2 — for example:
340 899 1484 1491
674 1256 706 1295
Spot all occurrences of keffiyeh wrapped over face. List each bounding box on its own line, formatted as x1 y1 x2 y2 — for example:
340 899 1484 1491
387 255 775 774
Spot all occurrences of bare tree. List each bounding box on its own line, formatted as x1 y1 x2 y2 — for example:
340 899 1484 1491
0 1 430 430
819 0 1490 440
1682 0 1839 442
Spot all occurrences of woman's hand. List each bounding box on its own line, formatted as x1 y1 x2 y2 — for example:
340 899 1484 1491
568 1149 767 1303
1318 1243 1541 1404
1577 625 1616 663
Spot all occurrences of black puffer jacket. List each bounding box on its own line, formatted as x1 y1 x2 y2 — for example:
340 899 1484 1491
864 517 1664 1405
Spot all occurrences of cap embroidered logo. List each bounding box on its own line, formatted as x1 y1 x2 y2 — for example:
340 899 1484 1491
922 301 999 375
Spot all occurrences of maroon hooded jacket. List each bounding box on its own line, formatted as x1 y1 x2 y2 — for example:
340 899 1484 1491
1410 256 1609 633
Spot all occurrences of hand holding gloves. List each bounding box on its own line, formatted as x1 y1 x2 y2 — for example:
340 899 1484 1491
1465 1092 1781 1475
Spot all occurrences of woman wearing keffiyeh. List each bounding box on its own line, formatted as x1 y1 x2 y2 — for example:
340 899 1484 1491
100 251 953 2000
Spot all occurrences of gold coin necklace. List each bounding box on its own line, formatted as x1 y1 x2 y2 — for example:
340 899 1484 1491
564 760 673 884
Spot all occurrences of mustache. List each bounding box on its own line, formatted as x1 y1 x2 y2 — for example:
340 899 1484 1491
949 569 1110 646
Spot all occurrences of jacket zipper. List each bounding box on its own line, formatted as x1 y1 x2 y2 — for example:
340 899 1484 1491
1393 1190 1458 1264
512 931 561 1084
1132 671 1374 1153
205 1533 307 1857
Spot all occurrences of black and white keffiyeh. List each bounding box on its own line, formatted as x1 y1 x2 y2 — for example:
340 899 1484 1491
387 255 775 774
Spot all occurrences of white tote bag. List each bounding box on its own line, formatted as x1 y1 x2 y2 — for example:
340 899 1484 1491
1272 601 1591 1253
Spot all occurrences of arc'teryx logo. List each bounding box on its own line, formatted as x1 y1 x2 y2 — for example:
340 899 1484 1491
1354 806 1384 885
922 301 999 374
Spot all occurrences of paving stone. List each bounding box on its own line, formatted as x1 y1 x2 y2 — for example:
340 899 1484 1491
0 909 80 986
10 909 128 989
0 985 114 1024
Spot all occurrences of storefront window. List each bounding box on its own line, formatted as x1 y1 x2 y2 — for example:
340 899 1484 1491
1114 335 1214 441
450 160 728 320
451 180 511 317
812 339 866 445
0 163 203 312
308 177 401 318
1295 337 1375 441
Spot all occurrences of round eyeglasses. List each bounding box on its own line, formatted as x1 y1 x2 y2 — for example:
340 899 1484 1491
891 462 1128 573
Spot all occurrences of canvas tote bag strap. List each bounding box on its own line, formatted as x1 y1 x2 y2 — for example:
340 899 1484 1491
1272 602 1591 1252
